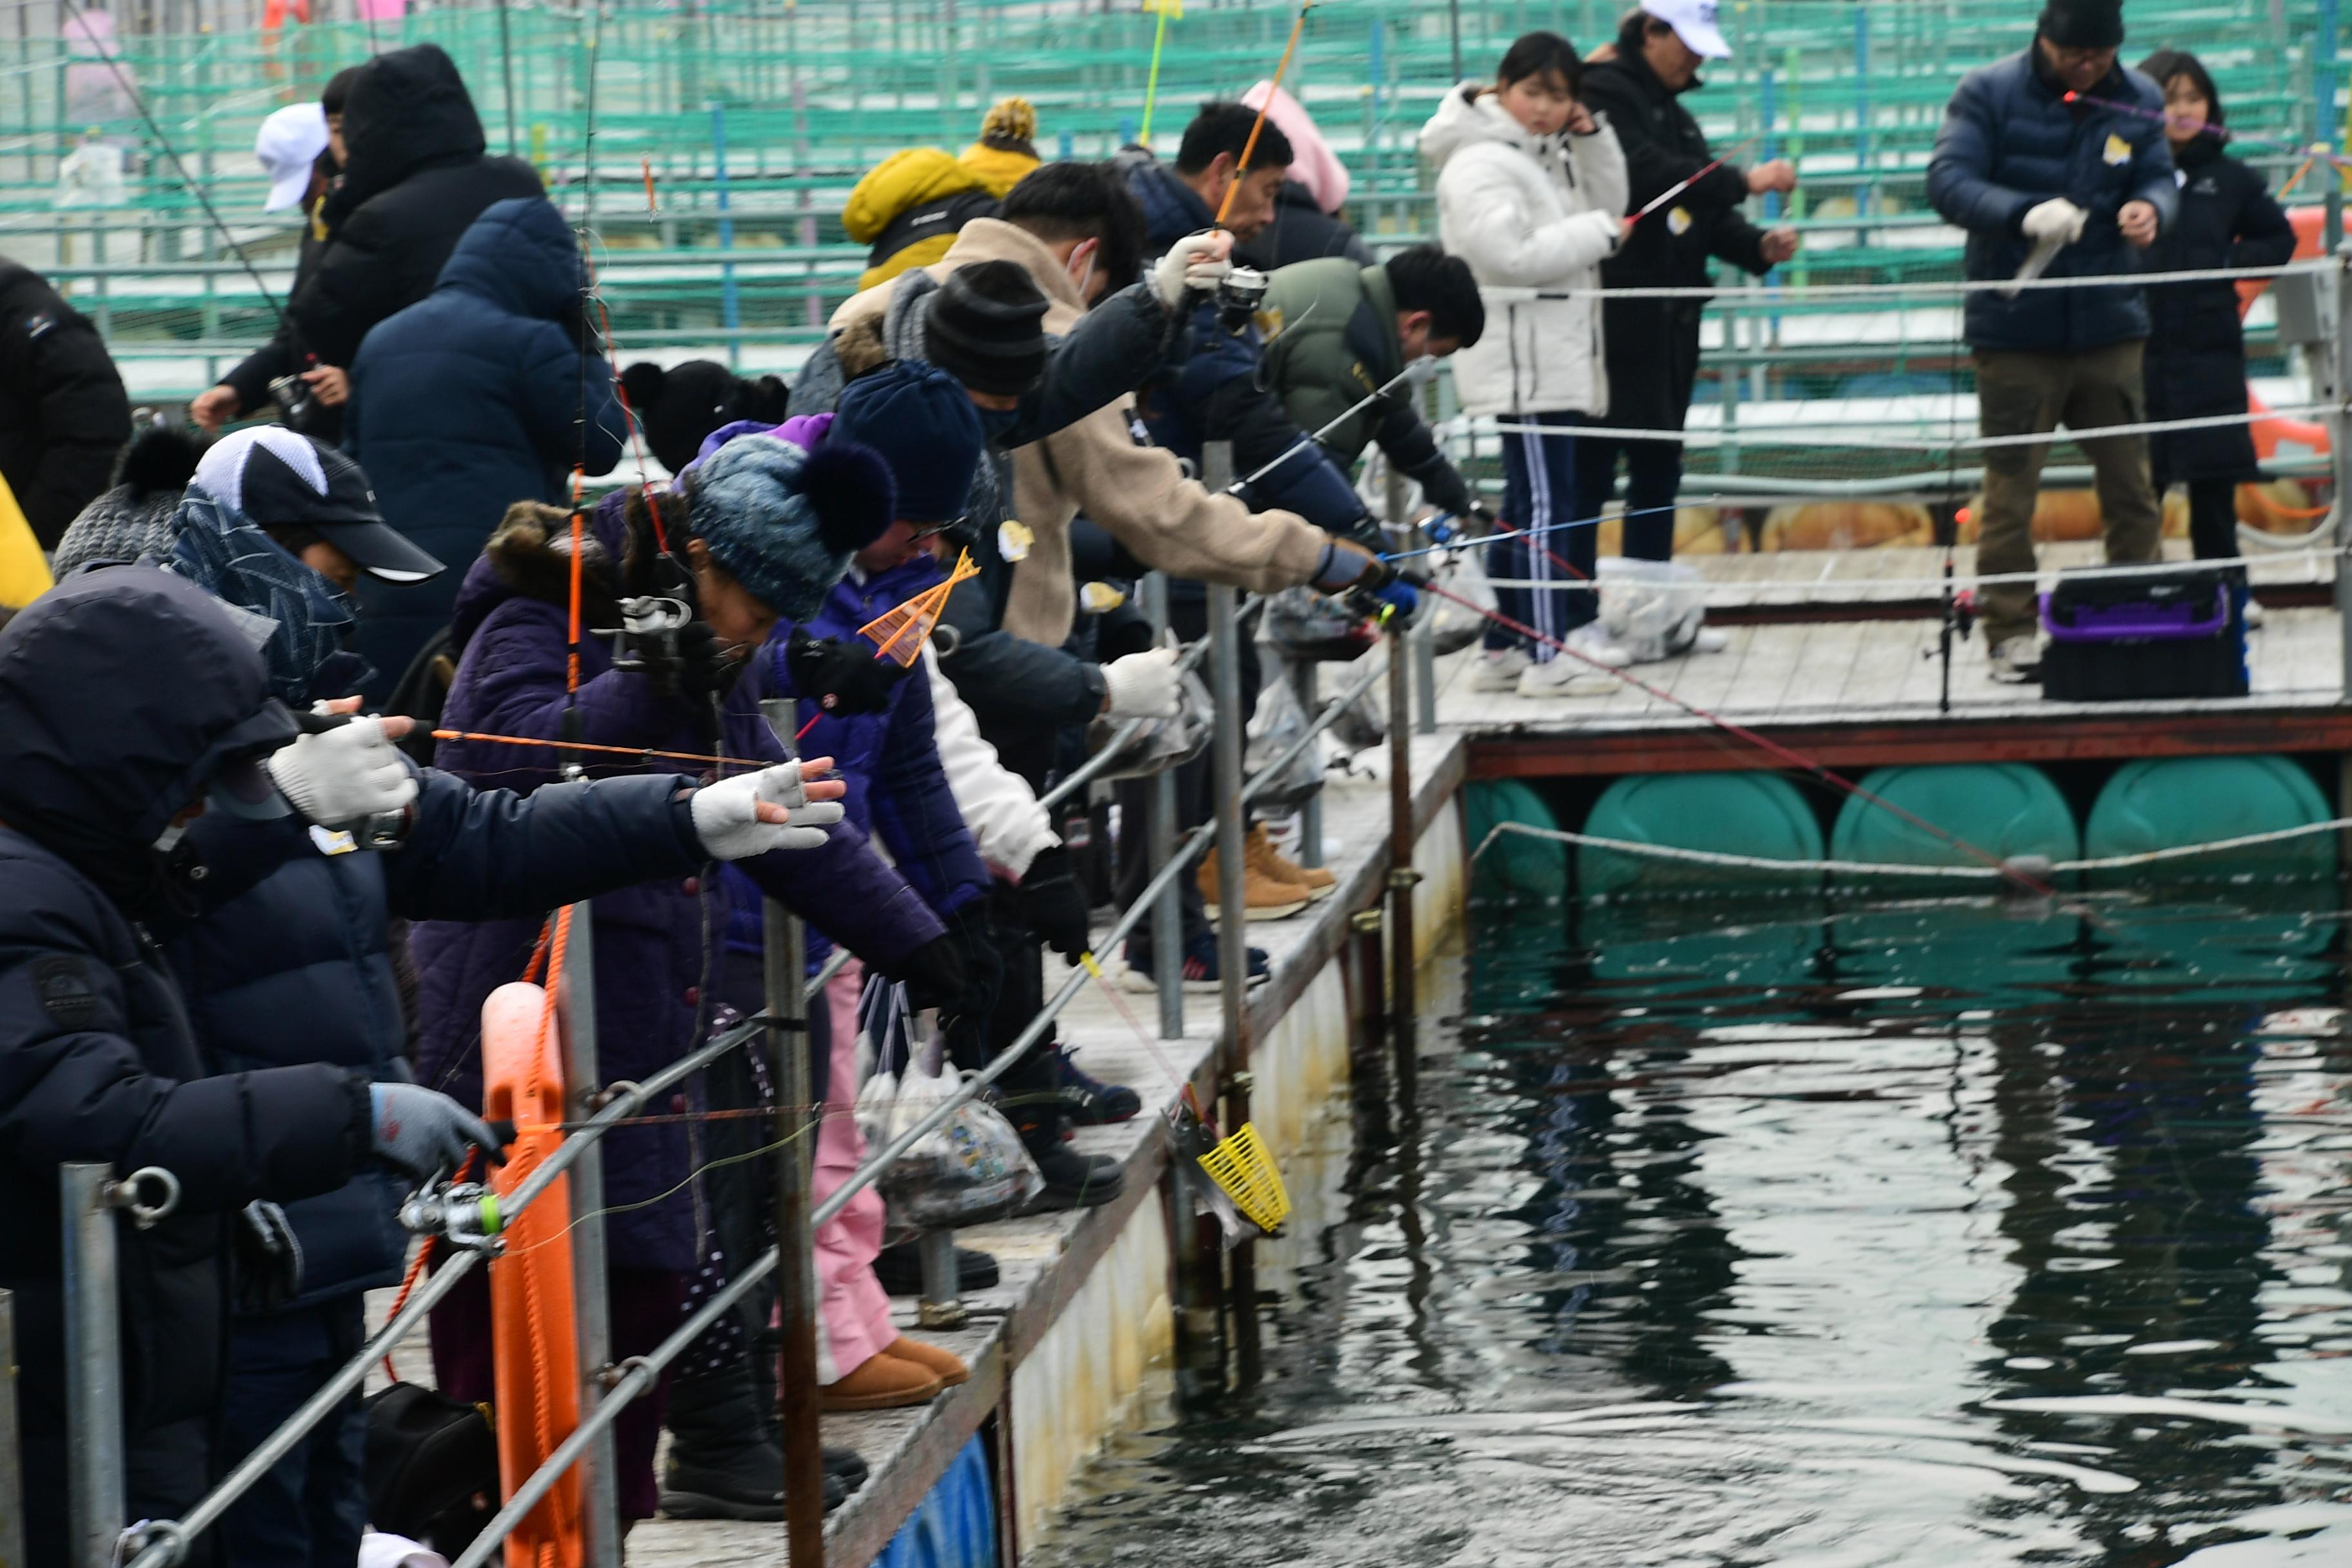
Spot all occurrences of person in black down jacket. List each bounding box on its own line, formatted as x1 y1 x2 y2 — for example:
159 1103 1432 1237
1576 3 1796 571
1926 0 2177 682
286 44 544 374
0 256 131 547
0 570 500 1567
2135 48 2297 576
348 195 627 703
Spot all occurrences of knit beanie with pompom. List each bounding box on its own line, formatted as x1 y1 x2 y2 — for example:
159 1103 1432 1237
978 96 1039 157
689 433 894 621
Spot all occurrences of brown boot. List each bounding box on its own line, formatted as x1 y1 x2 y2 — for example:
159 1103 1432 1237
1197 845 1309 921
819 1351 945 1412
885 1336 970 1387
1246 822 1335 903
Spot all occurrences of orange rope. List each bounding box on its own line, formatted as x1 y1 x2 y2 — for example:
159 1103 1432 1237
431 729 763 772
1215 1 1311 227
2278 153 2320 200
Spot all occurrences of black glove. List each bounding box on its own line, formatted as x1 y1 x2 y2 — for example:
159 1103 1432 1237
786 629 913 718
899 933 969 1017
1019 845 1092 961
1411 457 1476 522
639 619 741 701
232 1199 302 1315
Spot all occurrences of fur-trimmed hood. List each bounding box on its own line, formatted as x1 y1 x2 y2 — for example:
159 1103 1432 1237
453 491 655 655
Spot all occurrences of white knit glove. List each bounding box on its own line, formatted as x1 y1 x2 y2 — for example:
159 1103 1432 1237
1152 231 1235 309
1101 647 1182 720
264 716 416 827
2021 197 2088 244
690 762 844 859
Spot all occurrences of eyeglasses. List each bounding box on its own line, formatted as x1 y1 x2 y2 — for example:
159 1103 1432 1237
910 516 976 543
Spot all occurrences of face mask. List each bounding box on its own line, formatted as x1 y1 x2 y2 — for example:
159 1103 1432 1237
1067 244 1097 300
976 406 1022 441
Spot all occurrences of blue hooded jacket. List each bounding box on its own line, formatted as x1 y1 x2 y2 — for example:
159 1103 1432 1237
348 195 627 700
1927 46 2179 352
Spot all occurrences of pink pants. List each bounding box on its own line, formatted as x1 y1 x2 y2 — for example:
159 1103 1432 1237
810 958 896 1382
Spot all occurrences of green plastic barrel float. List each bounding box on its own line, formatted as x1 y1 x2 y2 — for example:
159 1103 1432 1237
2083 756 2336 887
1829 763 2080 892
1464 779 1569 903
1579 771 1825 897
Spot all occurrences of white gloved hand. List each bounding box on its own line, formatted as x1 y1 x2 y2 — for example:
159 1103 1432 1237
1152 230 1235 309
691 761 845 859
1101 647 1182 720
265 716 417 827
2021 197 2088 244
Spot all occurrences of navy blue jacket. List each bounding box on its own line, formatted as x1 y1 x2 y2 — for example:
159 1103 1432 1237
166 765 711 1309
1928 46 2179 352
0 572 373 1560
348 195 627 702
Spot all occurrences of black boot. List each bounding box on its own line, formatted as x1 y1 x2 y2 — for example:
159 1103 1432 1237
874 1240 1001 1295
662 1360 852 1519
1000 1094 1126 1212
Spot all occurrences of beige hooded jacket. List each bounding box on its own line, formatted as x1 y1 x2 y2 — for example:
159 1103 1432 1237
825 217 1331 647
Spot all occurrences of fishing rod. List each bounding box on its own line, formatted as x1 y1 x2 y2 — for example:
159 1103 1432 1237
57 0 291 326
1632 135 1763 222
1228 358 1441 495
2064 90 2352 173
1213 0 1313 228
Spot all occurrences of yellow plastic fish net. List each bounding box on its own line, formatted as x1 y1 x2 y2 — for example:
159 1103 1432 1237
1196 1122 1290 1233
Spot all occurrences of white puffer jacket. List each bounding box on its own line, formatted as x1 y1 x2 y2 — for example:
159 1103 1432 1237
1419 84 1629 418
922 643 1058 881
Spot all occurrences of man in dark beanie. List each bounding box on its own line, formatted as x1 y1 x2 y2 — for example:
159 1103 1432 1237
924 260 1052 403
1927 0 2177 683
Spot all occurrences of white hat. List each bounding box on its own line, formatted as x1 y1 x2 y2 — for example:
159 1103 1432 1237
255 101 328 213
1642 0 1732 60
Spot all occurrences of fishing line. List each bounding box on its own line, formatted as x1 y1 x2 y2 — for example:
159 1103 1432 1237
57 0 289 325
2065 90 2352 173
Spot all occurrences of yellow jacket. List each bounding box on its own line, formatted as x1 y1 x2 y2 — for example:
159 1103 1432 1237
0 467 53 609
844 144 1042 291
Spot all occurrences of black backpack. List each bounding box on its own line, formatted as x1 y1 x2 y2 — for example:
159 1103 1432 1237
364 1381 500 1554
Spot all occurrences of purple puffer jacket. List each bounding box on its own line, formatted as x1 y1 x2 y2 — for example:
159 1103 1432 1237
410 490 943 1270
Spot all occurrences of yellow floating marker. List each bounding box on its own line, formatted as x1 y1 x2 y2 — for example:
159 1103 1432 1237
1196 1122 1291 1233
858 549 981 665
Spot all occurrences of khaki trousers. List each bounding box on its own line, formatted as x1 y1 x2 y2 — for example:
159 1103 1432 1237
1972 339 2165 646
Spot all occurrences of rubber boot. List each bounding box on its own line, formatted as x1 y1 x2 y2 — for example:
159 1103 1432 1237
662 1360 848 1519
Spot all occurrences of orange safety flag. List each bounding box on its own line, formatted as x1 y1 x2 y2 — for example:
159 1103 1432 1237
481 979 585 1568
856 548 981 665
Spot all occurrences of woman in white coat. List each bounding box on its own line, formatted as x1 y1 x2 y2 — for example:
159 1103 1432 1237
1422 31 1629 698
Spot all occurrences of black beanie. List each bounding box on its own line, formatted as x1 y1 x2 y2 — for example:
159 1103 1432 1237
925 260 1050 398
2039 0 2124 48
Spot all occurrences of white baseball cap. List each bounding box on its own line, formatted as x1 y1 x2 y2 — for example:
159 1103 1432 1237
255 101 328 213
1643 0 1732 61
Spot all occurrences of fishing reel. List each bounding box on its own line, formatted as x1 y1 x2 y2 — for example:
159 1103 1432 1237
593 550 710 698
398 1177 506 1255
268 372 314 427
1214 265 1269 336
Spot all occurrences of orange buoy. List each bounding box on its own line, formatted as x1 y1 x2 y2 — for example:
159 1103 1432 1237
481 979 585 1568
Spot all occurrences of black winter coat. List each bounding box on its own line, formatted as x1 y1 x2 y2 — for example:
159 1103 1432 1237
1578 52 1772 432
1233 181 1375 272
0 572 371 1562
2142 134 2297 484
220 201 343 442
0 260 131 547
1926 46 2179 353
348 196 626 704
166 765 710 1310
286 44 545 371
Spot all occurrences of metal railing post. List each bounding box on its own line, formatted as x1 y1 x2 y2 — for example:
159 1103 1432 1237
0 1289 24 1568
1288 651 1323 869
763 899 825 1564
1202 440 1262 1385
2333 244 2352 699
1139 571 1184 1039
61 1164 123 1568
1386 627 1420 1096
556 906 621 1568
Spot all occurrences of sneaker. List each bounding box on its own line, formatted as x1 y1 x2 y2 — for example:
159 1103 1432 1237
1471 647 1533 690
1988 634 2043 684
1689 625 1730 654
1001 1102 1128 1211
1562 622 1634 667
1516 656 1620 699
1197 844 1309 921
1246 821 1335 903
1051 1044 1142 1124
1119 930 1271 993
874 1240 1000 1295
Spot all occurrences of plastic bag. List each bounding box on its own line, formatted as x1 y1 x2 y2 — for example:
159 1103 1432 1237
1425 544 1496 656
1264 585 1377 662
1083 661 1213 781
853 992 1041 1228
1598 556 1709 663
1243 656 1323 812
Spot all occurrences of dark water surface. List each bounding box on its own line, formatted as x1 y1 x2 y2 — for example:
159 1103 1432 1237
1030 890 2352 1567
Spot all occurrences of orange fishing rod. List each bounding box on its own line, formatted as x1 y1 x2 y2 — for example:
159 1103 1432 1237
1215 1 1313 228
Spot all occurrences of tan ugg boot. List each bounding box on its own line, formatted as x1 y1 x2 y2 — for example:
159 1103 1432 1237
1197 845 1309 921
